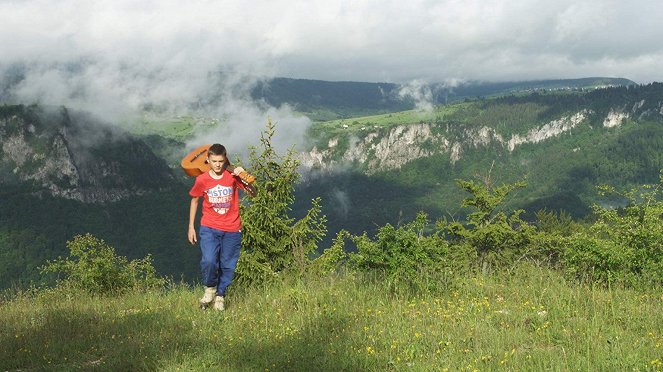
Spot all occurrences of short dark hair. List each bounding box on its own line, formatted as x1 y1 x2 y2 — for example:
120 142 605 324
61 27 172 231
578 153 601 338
208 144 227 156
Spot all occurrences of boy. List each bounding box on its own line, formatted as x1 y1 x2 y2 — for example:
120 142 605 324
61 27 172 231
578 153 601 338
187 144 257 310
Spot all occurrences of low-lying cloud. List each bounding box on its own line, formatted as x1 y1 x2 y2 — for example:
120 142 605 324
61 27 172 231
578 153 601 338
397 80 435 113
1 0 661 156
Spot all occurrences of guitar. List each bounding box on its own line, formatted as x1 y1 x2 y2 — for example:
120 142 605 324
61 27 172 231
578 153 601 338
180 144 256 185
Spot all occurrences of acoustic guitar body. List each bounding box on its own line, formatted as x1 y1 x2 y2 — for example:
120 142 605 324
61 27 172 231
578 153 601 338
181 144 212 177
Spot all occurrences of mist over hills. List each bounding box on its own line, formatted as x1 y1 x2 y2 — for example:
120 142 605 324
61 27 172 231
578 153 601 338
251 77 636 121
0 105 177 202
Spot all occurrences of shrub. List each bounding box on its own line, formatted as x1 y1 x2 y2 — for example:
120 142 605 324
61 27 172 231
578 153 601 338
534 209 579 237
307 230 349 276
561 180 663 287
438 178 540 271
562 234 637 284
347 212 468 292
41 233 164 295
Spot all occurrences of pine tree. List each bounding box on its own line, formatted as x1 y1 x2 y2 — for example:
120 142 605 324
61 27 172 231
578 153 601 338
236 119 327 284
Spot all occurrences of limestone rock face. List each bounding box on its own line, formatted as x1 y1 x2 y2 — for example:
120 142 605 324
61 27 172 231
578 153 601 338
508 111 589 151
298 98 663 174
301 123 449 174
0 105 176 203
299 111 591 173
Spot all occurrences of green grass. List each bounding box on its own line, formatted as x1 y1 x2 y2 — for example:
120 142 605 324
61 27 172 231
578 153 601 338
2 265 662 371
128 114 220 141
313 103 469 135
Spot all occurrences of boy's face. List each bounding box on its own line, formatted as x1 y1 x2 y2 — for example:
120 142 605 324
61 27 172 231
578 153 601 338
207 154 226 174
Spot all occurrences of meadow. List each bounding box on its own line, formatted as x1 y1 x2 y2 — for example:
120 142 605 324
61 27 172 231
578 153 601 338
2 264 662 371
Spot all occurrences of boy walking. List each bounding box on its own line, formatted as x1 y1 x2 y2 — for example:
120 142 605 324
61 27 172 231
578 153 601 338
187 144 256 310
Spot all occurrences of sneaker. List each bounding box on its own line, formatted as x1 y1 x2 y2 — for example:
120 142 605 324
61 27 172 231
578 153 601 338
199 286 216 309
213 295 225 311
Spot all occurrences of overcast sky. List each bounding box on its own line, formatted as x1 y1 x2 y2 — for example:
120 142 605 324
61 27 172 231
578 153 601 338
3 0 662 84
1 0 662 151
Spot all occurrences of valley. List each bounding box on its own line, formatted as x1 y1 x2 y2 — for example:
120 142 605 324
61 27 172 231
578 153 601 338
1 77 661 288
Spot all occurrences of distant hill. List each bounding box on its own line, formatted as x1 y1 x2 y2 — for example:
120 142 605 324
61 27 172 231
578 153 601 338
431 77 636 101
295 82 663 242
251 77 636 121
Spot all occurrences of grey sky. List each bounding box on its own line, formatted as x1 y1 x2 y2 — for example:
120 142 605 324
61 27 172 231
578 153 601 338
1 0 661 152
2 0 661 84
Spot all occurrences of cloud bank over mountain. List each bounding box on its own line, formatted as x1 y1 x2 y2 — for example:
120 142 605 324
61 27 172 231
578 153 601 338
1 0 661 150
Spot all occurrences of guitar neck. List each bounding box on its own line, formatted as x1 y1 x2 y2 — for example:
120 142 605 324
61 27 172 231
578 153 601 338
224 163 255 185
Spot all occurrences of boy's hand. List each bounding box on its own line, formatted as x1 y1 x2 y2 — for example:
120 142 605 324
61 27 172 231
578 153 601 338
188 226 197 245
232 166 245 176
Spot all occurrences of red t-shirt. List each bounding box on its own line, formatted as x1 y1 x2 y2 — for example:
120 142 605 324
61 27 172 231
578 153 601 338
189 170 246 232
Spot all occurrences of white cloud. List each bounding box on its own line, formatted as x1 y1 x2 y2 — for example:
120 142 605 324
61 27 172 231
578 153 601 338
398 80 435 112
1 0 662 137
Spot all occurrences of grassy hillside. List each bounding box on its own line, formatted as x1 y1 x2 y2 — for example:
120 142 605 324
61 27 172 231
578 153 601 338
2 265 661 371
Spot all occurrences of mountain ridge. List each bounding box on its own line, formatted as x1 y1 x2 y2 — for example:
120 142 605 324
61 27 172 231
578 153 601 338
299 83 662 174
251 76 636 121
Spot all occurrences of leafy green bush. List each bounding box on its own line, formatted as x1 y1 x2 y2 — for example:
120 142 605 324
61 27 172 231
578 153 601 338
561 180 663 287
562 234 635 284
534 209 579 237
438 178 540 271
347 212 469 291
41 233 164 294
307 230 349 275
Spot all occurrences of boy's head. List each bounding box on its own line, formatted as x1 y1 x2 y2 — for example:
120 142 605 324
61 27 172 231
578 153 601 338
208 143 227 157
207 143 228 173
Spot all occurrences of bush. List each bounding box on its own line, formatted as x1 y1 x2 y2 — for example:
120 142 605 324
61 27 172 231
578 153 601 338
561 180 663 287
438 178 541 271
347 212 469 292
562 234 636 284
307 230 349 276
41 233 164 295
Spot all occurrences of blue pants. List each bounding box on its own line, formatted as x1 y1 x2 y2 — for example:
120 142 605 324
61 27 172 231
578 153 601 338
199 226 242 296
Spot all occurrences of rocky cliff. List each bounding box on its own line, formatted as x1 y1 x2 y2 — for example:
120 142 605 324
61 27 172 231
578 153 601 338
300 95 663 174
0 105 177 203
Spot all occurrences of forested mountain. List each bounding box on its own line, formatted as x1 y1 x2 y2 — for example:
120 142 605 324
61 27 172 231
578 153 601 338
0 105 198 289
0 105 177 202
0 78 659 289
251 77 635 120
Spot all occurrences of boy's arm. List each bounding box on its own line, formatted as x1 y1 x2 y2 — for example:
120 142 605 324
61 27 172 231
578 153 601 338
188 197 200 245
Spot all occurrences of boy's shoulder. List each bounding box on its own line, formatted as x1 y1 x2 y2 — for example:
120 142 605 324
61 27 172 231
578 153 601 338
196 171 211 180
